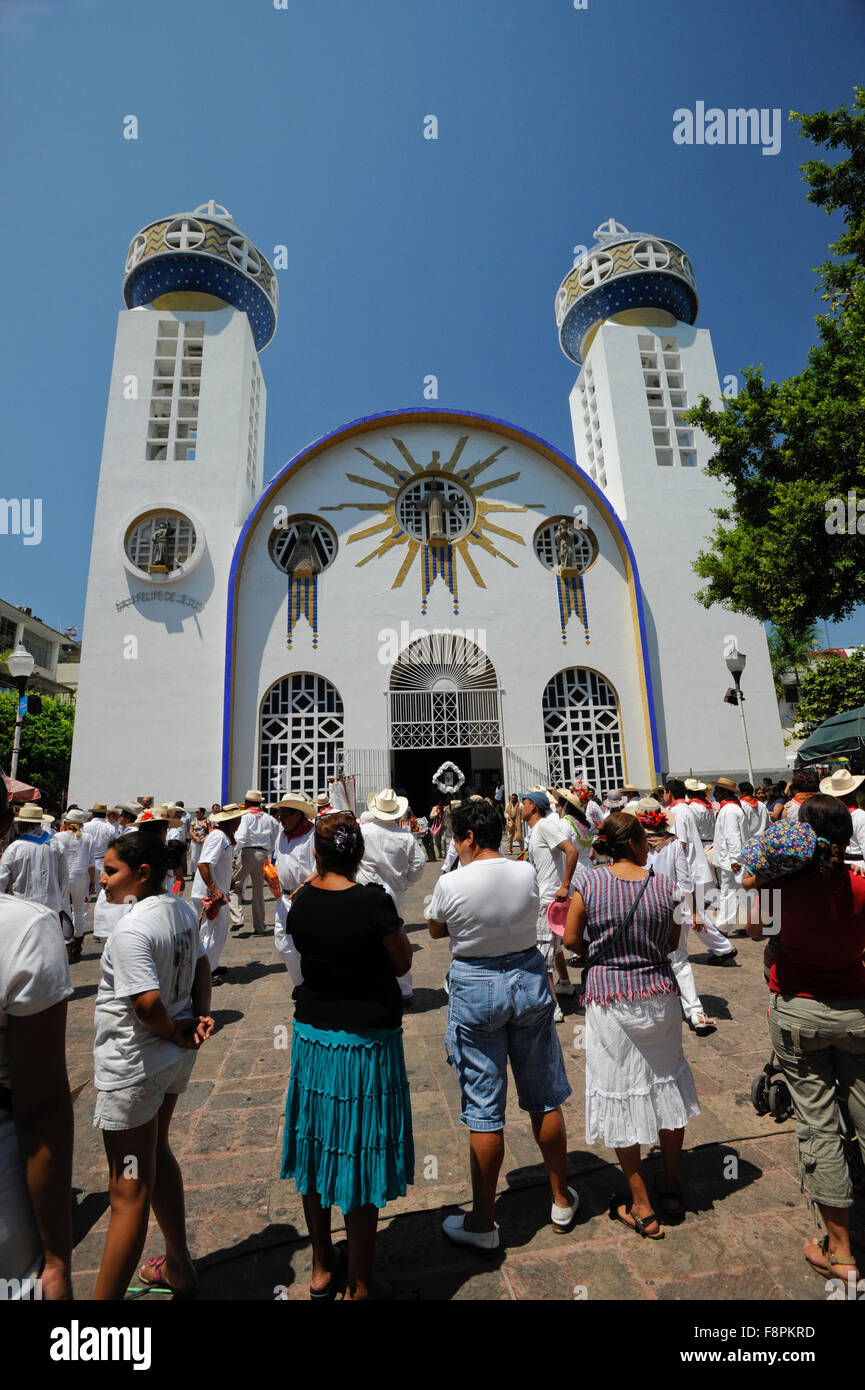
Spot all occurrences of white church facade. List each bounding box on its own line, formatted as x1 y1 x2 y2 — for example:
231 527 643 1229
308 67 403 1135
68 204 786 810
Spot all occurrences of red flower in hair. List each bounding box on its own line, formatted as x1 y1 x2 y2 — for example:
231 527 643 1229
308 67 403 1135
637 809 669 834
140 811 154 822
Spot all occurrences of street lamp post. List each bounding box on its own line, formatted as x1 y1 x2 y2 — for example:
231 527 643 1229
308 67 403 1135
7 643 35 780
725 648 755 788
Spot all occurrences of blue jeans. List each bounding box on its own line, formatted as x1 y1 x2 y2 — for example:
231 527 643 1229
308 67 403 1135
445 946 572 1131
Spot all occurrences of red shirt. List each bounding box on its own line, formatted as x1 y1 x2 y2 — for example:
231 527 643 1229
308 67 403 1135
770 869 865 998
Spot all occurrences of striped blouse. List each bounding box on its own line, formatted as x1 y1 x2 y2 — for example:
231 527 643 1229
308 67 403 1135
580 866 679 1007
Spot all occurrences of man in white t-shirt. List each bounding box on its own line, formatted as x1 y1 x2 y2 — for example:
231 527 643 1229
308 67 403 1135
0 804 69 923
521 792 580 1020
819 768 865 862
356 788 426 1003
191 805 243 978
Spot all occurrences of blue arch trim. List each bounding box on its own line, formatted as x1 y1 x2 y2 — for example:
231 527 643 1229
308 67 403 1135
221 406 661 799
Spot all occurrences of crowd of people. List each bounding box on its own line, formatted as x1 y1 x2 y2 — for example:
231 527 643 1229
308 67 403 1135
1 762 864 1299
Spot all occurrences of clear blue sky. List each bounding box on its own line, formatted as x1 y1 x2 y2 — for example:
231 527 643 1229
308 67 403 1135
1 0 863 644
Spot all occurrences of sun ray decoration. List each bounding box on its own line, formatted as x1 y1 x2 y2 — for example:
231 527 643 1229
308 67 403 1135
321 436 544 615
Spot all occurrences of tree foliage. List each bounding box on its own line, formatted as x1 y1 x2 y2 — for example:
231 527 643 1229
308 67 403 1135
766 623 819 697
0 690 75 808
687 87 865 635
792 650 865 737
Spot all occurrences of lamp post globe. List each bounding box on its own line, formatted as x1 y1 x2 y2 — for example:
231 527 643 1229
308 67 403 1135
8 644 35 780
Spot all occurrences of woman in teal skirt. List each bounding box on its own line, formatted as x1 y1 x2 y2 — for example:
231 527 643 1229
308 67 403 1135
280 811 414 1299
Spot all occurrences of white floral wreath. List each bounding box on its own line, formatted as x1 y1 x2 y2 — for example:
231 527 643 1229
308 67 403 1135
432 760 466 793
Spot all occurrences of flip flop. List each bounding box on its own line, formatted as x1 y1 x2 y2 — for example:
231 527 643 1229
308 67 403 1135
130 1254 199 1298
609 1198 664 1240
803 1235 859 1282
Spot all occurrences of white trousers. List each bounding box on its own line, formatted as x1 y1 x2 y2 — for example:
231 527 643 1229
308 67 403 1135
712 867 749 935
195 899 230 970
68 871 90 938
669 937 702 1018
189 841 203 873
397 969 413 999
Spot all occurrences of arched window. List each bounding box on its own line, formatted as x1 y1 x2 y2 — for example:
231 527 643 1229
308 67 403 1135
259 673 344 803
542 667 624 792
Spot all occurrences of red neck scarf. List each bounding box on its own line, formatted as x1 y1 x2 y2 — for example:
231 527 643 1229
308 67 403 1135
283 819 312 843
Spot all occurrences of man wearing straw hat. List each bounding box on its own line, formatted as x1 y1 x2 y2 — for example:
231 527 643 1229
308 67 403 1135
820 767 865 863
54 809 96 962
269 791 317 985
356 788 427 1004
81 801 117 881
0 803 69 926
709 778 745 951
229 790 280 936
192 804 244 980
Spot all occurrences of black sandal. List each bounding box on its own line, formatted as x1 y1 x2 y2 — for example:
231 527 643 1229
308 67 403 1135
608 1197 664 1240
654 1178 686 1219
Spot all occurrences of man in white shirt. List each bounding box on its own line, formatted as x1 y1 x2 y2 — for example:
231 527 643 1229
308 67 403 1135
54 810 96 961
0 804 69 925
356 788 426 1004
81 803 117 879
684 780 716 844
191 805 243 979
521 791 581 1019
662 780 734 961
269 792 317 984
229 790 280 935
709 779 745 954
819 768 865 862
738 782 770 840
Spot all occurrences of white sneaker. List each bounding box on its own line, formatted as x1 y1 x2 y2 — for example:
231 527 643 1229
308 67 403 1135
551 1186 580 1231
554 979 577 996
442 1213 501 1254
553 1004 565 1024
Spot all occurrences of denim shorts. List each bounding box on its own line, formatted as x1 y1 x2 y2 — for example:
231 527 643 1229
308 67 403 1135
445 946 571 1131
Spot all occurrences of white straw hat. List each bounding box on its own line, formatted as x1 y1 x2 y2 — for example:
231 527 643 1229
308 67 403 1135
367 788 409 820
819 768 865 797
269 792 316 819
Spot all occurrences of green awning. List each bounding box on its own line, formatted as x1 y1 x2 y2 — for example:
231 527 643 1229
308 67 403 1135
796 705 865 763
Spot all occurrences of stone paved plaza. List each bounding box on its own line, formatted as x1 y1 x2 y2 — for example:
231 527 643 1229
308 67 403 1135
65 861 864 1302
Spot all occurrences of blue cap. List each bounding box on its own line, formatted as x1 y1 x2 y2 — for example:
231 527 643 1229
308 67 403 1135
521 791 551 815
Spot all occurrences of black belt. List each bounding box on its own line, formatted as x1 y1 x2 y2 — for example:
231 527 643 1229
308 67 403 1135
0 1085 12 1113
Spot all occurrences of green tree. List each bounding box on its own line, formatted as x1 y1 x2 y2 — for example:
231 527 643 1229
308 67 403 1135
687 87 865 635
792 650 865 737
0 690 75 807
766 623 819 699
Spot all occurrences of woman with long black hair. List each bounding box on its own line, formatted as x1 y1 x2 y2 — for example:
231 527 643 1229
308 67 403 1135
92 832 215 1299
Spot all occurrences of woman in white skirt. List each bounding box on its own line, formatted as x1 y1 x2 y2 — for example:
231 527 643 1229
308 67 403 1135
564 811 700 1238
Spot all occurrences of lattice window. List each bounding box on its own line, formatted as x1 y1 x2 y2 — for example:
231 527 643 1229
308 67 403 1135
259 673 345 804
534 520 597 573
639 333 691 468
396 477 474 542
247 360 261 492
269 517 337 573
542 667 624 794
146 321 204 462
125 512 196 574
0 614 18 649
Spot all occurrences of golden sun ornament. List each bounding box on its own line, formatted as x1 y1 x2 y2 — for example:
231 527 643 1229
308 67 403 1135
321 435 544 614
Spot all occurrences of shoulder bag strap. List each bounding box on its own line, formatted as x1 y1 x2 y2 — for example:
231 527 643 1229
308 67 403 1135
588 866 655 971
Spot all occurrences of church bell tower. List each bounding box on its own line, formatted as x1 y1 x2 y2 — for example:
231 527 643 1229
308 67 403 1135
68 202 278 805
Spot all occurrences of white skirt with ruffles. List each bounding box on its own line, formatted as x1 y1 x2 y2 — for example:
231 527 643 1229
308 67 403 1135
585 993 700 1148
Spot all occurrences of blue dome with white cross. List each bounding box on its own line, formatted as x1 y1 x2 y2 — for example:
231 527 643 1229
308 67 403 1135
555 218 699 364
122 201 278 351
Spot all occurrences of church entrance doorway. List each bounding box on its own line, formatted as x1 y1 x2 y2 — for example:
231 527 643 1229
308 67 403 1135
388 634 503 817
